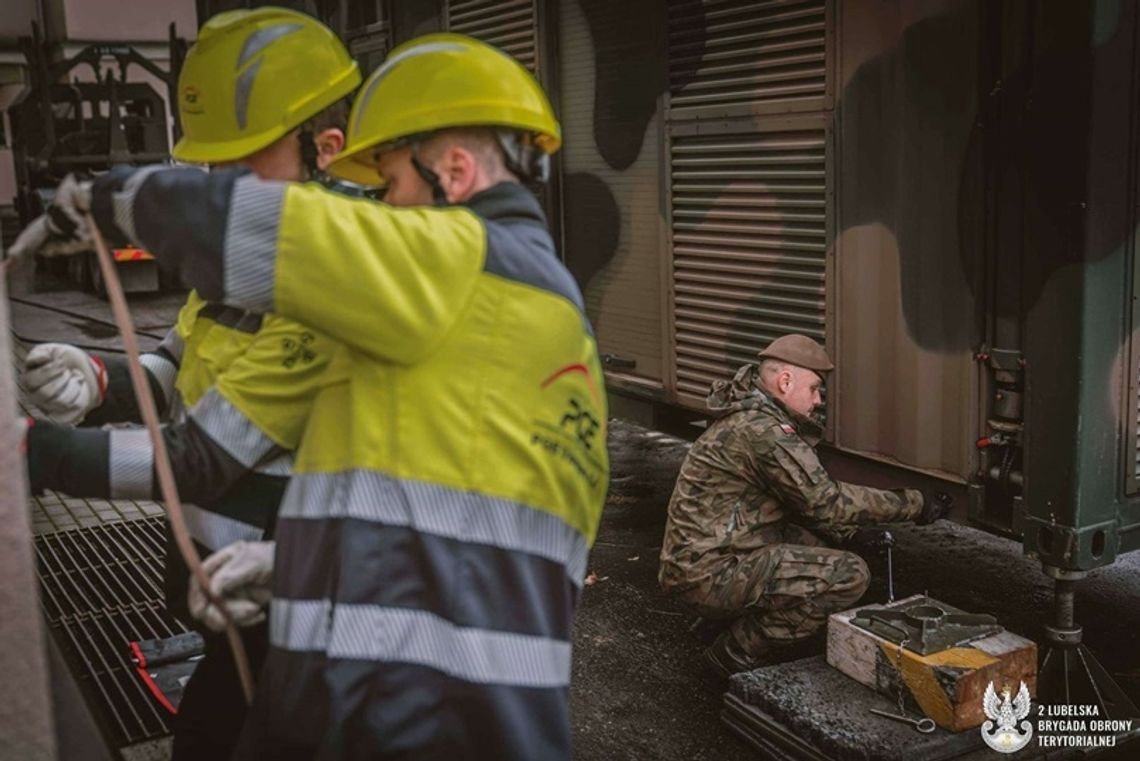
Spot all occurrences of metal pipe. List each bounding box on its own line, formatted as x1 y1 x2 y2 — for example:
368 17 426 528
987 464 1024 489
1054 579 1076 629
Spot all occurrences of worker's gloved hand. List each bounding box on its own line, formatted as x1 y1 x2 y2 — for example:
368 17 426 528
918 491 953 525
7 174 94 260
848 526 893 554
23 343 107 424
188 540 275 633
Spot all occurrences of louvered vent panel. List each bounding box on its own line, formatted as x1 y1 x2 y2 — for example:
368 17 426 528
671 129 827 398
668 0 826 112
447 0 538 73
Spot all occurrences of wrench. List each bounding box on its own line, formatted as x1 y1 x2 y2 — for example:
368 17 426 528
883 530 895 603
869 708 937 734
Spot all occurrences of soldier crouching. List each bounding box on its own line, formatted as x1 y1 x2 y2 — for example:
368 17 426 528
658 334 952 679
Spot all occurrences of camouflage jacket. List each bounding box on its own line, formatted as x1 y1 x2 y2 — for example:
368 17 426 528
659 364 923 593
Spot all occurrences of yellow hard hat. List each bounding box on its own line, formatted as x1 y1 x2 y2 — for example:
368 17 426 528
328 33 561 186
172 7 361 164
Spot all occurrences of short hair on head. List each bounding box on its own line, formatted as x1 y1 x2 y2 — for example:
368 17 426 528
759 358 791 385
421 126 517 183
304 97 351 133
759 358 822 394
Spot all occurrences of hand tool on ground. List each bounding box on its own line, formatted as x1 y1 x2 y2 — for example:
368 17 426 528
868 708 936 733
884 530 895 603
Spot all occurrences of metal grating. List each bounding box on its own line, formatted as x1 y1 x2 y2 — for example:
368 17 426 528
447 0 538 73
35 518 188 748
668 0 827 113
670 128 827 400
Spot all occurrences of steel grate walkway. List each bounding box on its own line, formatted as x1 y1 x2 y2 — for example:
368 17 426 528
34 517 189 748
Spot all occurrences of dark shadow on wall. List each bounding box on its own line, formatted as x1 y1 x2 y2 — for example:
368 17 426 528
828 1 984 354
577 0 671 171
563 0 1136 357
562 0 716 298
719 1 1130 357
564 172 621 300
831 0 1133 352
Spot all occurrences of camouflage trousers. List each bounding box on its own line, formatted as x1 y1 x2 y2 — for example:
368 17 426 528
679 524 869 659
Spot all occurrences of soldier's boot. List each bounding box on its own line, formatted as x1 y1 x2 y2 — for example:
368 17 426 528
703 630 765 682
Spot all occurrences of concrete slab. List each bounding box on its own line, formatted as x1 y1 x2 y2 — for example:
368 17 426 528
728 655 991 760
120 737 172 761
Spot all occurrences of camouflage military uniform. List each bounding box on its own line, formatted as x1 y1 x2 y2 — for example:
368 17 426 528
659 364 923 659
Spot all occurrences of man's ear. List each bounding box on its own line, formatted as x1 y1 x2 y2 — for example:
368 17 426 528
314 128 346 171
440 145 478 202
778 370 792 394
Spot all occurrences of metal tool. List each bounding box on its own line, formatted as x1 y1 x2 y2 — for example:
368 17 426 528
883 530 895 603
868 708 937 734
852 597 1003 655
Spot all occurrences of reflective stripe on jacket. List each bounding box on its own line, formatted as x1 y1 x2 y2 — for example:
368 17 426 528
91 167 609 760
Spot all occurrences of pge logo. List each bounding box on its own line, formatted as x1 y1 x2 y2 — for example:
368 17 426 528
560 399 600 451
282 332 316 368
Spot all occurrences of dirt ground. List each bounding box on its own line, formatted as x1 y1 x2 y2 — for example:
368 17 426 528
571 423 753 761
572 419 1140 760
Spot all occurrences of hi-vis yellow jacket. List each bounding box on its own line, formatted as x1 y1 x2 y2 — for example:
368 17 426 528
27 282 336 621
91 167 609 760
144 290 336 618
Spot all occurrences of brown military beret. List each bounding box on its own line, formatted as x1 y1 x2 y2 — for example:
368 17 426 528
757 334 834 372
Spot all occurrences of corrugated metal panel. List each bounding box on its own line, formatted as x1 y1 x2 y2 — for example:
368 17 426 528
668 0 827 113
670 128 827 399
559 0 666 382
447 0 538 73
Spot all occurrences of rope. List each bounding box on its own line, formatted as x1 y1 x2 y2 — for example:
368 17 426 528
85 216 255 704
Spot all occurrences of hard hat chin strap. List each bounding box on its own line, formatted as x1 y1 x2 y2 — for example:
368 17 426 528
299 128 322 182
410 141 449 206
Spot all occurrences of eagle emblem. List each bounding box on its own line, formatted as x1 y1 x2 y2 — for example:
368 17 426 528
981 680 1033 753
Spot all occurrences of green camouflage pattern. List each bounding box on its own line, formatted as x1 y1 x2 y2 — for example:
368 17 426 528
689 525 870 655
659 364 923 655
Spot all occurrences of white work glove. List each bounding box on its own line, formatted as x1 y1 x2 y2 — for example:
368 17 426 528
23 343 107 424
188 540 275 633
7 174 94 261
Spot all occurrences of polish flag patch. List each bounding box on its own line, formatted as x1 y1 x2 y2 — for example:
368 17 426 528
779 423 796 435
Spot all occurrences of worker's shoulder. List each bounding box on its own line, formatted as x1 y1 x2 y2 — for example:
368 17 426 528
718 407 802 449
481 217 585 314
